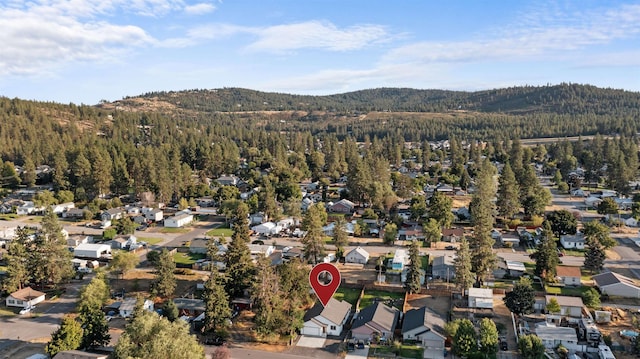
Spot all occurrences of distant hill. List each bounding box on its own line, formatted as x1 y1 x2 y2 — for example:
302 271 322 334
120 83 640 116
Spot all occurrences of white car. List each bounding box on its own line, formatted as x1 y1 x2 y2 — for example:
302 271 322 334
19 305 34 315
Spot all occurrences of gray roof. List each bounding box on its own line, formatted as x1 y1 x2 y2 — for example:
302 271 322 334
352 302 399 333
432 255 455 268
593 271 639 288
545 295 584 308
303 298 352 325
401 306 446 335
173 298 205 312
535 326 578 341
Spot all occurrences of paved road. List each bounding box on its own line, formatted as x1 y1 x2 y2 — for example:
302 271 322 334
222 348 323 359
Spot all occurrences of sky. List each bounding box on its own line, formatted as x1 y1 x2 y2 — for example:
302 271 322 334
1 0 639 104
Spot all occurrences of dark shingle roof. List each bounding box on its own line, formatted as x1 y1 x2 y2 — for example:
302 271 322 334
352 302 399 332
593 271 639 288
402 307 427 333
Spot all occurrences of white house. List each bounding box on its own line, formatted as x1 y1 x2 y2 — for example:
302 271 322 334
593 271 640 298
556 266 582 286
560 234 586 250
248 244 275 258
345 247 370 264
546 295 584 318
119 297 154 318
73 243 112 259
322 221 355 236
164 213 193 228
535 324 579 350
142 208 164 222
51 202 75 214
251 222 282 236
468 288 493 309
6 287 46 308
300 298 351 337
249 212 267 225
17 201 42 215
67 235 90 248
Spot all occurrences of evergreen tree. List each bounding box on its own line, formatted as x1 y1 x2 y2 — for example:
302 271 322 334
332 216 349 258
479 318 499 356
428 191 454 228
203 269 231 333
405 240 422 294
496 162 520 218
469 160 497 284
153 248 176 298
301 203 327 264
163 299 179 322
582 287 601 309
115 216 136 235
251 256 286 336
518 334 545 359
21 157 37 187
546 298 561 313
35 209 74 288
453 237 474 292
224 203 254 298
584 236 606 273
534 221 559 282
452 319 477 357
45 315 83 357
503 277 535 315
546 210 578 236
79 307 111 350
3 228 30 292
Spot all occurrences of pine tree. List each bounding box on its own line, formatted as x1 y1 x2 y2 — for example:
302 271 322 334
301 203 327 264
163 299 179 322
46 315 83 357
503 277 535 315
203 269 231 333
534 221 559 282
584 237 606 273
332 216 349 258
79 307 111 350
428 191 454 228
225 203 254 298
21 157 37 187
153 248 176 298
252 256 286 336
496 162 520 218
453 237 474 292
452 319 477 357
470 160 497 284
405 241 422 294
3 228 30 292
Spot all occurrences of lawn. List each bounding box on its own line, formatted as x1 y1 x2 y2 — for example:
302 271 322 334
137 237 164 245
372 345 423 359
159 227 190 234
360 289 404 309
563 250 585 257
545 284 592 296
205 226 233 237
0 214 17 220
0 306 18 317
173 252 206 265
334 287 361 306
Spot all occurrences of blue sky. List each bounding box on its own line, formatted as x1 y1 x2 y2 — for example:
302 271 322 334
1 0 639 104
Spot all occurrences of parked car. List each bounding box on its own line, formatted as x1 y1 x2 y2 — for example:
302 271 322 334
500 339 508 351
19 305 34 315
356 340 365 349
445 245 456 250
347 342 355 351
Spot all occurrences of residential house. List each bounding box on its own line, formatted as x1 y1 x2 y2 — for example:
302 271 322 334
546 295 584 318
300 298 352 337
173 298 205 317
131 215 146 224
401 307 446 359
119 297 154 318
17 201 43 215
126 206 141 215
0 226 17 241
63 207 85 219
6 287 45 308
189 238 209 254
216 175 239 186
391 249 408 271
301 197 314 211
329 199 355 214
398 226 425 241
322 221 355 236
560 234 586 250
351 302 400 342
67 235 90 248
249 244 275 259
101 208 124 222
468 288 494 309
535 324 579 351
142 208 164 222
277 217 296 230
51 202 75 215
441 228 464 242
250 212 267 225
500 233 521 247
111 235 137 250
432 254 455 281
164 213 193 228
494 259 525 279
593 271 640 298
282 247 304 260
556 266 582 286
251 222 282 236
345 247 370 264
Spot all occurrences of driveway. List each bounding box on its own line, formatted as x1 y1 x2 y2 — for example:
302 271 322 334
296 335 326 348
345 345 369 359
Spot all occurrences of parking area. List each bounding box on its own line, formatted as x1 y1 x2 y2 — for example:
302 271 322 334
345 345 369 359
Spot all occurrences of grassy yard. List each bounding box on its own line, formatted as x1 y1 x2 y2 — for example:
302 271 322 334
173 252 206 265
372 345 423 359
334 287 361 306
360 289 404 309
0 306 18 317
545 284 592 296
0 214 18 220
563 250 585 257
523 262 536 275
159 227 190 234
137 237 164 245
206 224 233 237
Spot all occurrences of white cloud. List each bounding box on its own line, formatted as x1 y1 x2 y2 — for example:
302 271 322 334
383 3 640 65
246 21 389 52
184 2 216 15
0 1 154 76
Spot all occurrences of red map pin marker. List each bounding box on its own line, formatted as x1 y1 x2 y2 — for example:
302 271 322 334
309 262 341 307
